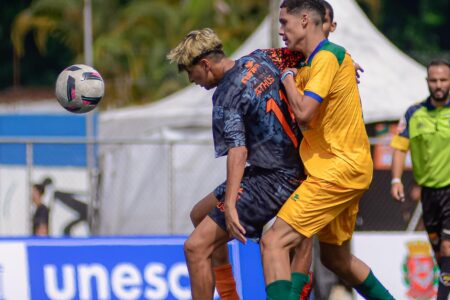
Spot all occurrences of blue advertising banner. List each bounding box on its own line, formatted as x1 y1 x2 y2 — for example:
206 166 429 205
0 114 97 166
0 236 266 300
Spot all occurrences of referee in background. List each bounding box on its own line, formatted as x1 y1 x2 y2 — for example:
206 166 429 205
391 58 450 300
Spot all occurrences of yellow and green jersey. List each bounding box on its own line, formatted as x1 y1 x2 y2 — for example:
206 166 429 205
391 98 450 188
295 39 373 189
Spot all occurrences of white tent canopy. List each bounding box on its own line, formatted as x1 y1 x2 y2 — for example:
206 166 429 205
100 0 428 140
97 0 428 235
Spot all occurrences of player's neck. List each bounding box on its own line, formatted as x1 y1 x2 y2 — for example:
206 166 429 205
210 58 235 81
304 30 326 62
222 58 235 73
431 96 450 108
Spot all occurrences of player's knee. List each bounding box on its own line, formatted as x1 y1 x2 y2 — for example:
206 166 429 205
260 231 279 254
184 237 202 259
441 239 450 256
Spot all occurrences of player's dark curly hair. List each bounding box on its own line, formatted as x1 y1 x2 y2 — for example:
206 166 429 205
280 0 326 25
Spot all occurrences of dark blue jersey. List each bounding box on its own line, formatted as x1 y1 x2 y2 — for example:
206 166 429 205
212 49 304 172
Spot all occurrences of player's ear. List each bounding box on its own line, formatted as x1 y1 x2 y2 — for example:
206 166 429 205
330 21 337 33
200 58 211 71
301 13 308 26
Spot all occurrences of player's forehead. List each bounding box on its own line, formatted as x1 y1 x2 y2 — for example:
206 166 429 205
279 7 289 20
185 63 203 75
279 8 298 22
428 65 450 78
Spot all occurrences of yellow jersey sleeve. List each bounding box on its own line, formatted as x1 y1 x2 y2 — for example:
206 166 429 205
304 51 339 102
391 135 410 151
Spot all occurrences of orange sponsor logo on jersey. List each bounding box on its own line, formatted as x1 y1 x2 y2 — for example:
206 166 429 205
255 75 275 96
266 97 299 148
241 61 260 85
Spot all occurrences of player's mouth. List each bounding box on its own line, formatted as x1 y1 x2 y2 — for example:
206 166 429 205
432 89 449 102
433 89 444 97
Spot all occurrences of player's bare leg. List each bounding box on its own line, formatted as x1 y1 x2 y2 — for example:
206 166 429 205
318 240 369 285
291 237 312 274
184 215 230 300
291 237 313 299
437 239 450 299
319 240 394 299
190 193 230 267
190 193 239 299
261 218 304 283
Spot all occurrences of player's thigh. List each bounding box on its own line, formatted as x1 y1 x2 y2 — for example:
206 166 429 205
421 187 444 253
210 167 300 240
317 192 363 245
422 185 450 254
185 215 229 255
278 177 361 239
190 192 218 227
261 217 304 251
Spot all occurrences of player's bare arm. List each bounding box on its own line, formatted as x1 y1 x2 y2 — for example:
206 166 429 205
224 146 247 244
281 68 321 125
391 149 407 202
354 61 364 83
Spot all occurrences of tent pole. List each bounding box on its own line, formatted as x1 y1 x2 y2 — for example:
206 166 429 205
270 0 280 48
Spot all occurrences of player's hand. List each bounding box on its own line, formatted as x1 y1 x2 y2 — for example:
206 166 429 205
224 204 247 244
283 68 298 77
391 182 405 202
353 61 364 83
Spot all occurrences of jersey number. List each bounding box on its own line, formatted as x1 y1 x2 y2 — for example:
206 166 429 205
266 96 298 148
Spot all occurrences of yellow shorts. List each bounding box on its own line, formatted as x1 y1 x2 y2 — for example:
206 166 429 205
277 176 366 245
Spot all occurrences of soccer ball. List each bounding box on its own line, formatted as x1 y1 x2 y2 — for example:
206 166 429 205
55 64 104 113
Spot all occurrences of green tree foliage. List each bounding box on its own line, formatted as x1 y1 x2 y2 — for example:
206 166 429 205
7 0 449 108
10 0 268 108
356 0 449 64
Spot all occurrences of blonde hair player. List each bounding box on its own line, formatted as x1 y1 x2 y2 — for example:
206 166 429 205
168 28 312 299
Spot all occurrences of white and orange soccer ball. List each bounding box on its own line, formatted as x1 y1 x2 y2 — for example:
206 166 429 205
55 64 104 113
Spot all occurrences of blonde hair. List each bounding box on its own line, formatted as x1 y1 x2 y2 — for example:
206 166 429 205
167 28 224 70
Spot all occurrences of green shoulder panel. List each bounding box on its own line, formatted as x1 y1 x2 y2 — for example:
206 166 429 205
320 41 346 65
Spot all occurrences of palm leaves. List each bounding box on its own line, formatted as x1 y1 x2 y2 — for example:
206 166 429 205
11 0 268 108
12 0 82 57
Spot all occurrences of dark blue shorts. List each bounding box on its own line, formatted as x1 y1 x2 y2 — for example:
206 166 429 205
421 185 450 253
208 165 302 240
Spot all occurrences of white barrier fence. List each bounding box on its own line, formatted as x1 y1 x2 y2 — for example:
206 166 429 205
0 233 436 300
